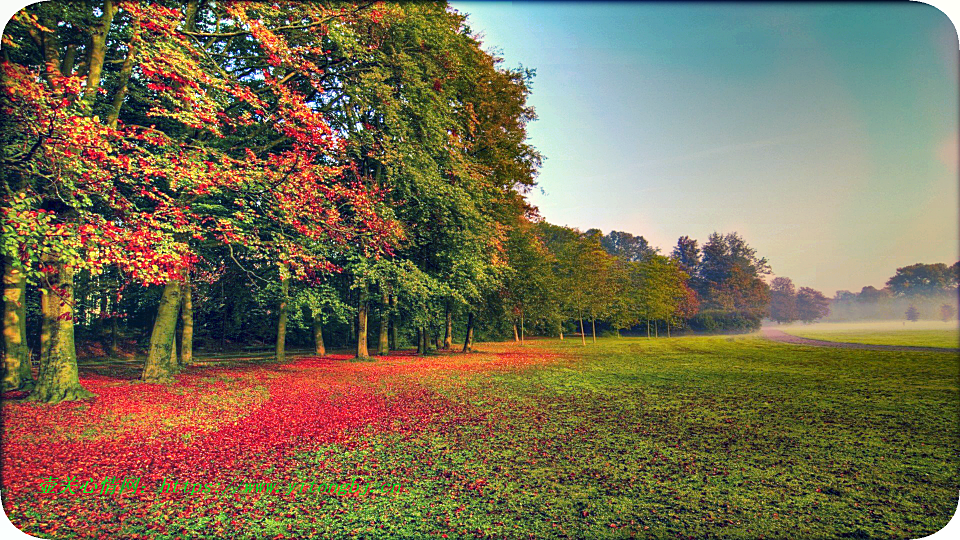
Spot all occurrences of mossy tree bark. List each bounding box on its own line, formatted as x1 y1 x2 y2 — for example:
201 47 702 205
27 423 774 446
377 290 389 355
180 271 193 366
141 281 182 383
313 313 325 357
443 304 452 349
276 275 289 362
389 295 398 350
2 257 34 391
462 312 474 353
28 263 93 403
356 289 369 359
417 327 427 356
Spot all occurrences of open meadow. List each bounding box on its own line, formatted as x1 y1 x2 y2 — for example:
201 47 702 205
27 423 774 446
3 337 957 539
777 321 960 350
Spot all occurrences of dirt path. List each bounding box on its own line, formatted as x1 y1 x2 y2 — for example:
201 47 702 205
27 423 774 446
760 327 960 353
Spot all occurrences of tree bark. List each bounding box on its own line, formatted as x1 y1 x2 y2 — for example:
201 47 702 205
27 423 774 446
142 281 182 383
356 290 369 359
578 308 586 346
462 312 474 353
106 16 138 128
512 323 519 342
313 312 325 357
276 274 289 362
416 328 425 355
81 0 118 113
444 304 452 349
378 290 389 355
520 308 525 343
2 257 34 391
389 295 398 350
591 318 597 343
28 262 93 402
180 271 193 366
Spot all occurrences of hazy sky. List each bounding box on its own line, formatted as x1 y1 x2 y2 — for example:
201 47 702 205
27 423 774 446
451 2 959 295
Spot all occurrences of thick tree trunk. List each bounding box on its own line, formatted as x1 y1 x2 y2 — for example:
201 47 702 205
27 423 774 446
389 295 398 350
435 329 442 350
591 318 597 343
2 257 33 391
313 313 326 357
276 275 289 362
180 272 193 366
512 323 519 342
444 304 452 349
356 293 369 359
462 312 474 353
81 0 118 112
416 328 425 355
29 263 93 402
142 281 182 383
378 291 389 355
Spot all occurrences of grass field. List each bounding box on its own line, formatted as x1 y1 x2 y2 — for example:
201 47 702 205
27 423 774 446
2 336 958 539
779 321 960 349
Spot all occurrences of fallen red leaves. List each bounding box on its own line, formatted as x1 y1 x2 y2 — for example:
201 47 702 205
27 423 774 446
1 345 560 537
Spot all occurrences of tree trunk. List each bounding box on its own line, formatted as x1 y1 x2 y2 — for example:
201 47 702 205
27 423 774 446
220 280 227 351
389 295 398 350
667 322 671 338
378 291 389 355
655 321 659 338
616 328 621 338
416 328 425 355
578 308 586 346
110 314 119 357
313 312 325 357
591 318 597 343
29 263 93 402
142 281 182 383
647 320 650 338
520 308 525 343
444 303 452 349
81 0 118 112
356 291 369 359
559 321 564 340
512 323 519 342
276 274 289 362
2 257 33 391
462 312 474 353
180 271 193 366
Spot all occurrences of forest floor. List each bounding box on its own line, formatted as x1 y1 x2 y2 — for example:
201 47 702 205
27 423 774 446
2 336 957 539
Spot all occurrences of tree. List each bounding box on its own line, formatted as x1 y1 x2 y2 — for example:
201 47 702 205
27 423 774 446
887 263 957 296
600 231 658 262
940 304 956 322
905 305 920 322
671 236 701 278
769 277 798 324
796 287 829 323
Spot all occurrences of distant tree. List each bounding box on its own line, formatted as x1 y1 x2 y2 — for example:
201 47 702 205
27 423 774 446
857 286 891 303
769 277 798 324
887 263 956 296
796 287 830 323
905 305 920 322
672 236 701 286
940 304 956 322
834 290 856 302
600 231 658 262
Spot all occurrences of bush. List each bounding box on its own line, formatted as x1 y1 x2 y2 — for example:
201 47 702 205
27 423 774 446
688 310 761 334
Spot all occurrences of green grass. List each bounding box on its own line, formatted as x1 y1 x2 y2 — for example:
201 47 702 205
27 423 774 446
280 337 959 538
8 336 958 539
782 327 959 349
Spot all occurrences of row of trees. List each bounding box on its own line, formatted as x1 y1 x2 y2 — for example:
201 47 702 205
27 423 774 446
829 262 959 321
768 278 830 324
1 1 777 405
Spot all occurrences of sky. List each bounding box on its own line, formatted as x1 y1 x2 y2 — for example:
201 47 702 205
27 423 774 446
450 2 959 295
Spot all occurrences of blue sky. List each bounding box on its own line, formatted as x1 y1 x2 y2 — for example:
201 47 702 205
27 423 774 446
451 2 959 295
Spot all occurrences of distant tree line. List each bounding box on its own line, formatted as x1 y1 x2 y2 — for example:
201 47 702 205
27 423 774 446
828 263 959 322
